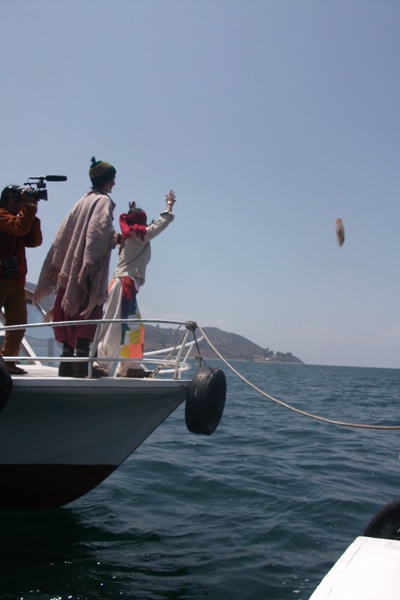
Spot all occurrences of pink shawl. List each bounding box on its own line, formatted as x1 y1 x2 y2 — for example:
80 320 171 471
33 189 117 318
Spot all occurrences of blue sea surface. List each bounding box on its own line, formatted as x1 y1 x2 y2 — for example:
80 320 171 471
1 362 400 599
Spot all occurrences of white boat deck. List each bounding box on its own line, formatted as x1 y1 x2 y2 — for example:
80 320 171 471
10 363 190 388
310 535 400 599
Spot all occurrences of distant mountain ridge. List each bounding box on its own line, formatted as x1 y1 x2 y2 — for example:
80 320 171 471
144 325 304 364
27 283 303 363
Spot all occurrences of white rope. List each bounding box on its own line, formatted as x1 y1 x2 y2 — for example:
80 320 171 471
198 326 400 431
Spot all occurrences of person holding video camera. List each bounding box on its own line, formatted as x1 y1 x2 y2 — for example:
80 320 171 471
0 185 42 374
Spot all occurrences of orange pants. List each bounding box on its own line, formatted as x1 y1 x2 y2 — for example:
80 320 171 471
0 278 27 357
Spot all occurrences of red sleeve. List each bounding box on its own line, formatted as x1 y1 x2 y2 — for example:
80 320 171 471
119 213 130 238
24 217 43 248
0 205 38 236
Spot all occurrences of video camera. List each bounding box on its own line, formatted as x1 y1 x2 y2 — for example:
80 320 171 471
17 175 67 201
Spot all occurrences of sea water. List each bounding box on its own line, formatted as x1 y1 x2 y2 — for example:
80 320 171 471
1 362 400 600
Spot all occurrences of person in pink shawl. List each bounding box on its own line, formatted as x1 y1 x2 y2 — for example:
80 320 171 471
96 190 176 377
33 157 120 378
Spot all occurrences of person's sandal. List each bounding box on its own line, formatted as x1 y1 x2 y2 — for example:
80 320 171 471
6 364 28 375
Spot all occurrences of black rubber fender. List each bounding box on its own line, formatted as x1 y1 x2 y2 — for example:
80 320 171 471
0 354 12 412
364 497 400 540
185 366 226 435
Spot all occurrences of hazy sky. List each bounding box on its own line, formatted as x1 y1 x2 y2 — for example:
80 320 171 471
2 0 400 368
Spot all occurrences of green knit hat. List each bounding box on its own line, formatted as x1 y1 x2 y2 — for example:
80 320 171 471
89 156 116 187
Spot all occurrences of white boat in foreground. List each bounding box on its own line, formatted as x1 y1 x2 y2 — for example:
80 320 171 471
0 290 226 510
309 535 400 600
310 497 400 599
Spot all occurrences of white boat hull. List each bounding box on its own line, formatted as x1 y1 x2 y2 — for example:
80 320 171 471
0 369 189 509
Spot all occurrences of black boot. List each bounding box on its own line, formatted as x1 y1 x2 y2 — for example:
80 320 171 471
71 349 89 378
58 344 74 377
58 352 74 377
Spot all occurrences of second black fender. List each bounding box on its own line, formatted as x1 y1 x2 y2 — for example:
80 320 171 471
364 497 400 540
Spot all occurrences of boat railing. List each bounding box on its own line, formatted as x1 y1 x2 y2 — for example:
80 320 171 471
0 318 203 379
